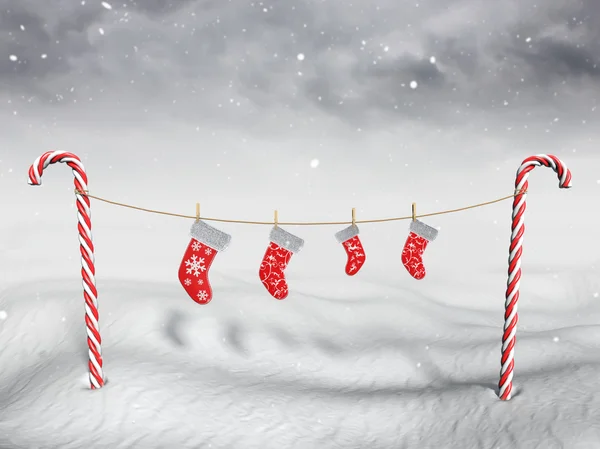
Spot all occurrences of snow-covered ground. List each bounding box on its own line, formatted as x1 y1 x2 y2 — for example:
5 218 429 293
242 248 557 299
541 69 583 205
1 147 599 448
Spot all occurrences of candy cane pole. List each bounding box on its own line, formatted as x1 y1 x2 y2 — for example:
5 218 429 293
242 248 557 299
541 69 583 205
28 151 104 389
498 154 572 400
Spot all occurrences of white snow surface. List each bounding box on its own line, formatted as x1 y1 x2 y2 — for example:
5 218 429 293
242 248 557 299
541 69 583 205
1 151 600 448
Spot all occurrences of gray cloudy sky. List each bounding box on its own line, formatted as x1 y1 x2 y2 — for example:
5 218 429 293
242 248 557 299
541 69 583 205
2 1 599 117
1 0 599 157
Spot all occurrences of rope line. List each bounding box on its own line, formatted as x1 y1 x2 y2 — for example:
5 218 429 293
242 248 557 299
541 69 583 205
73 189 527 226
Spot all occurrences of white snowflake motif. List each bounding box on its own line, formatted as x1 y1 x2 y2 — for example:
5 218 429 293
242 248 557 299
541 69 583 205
184 278 192 286
197 290 209 302
191 241 202 252
184 254 206 277
197 279 204 286
205 247 212 256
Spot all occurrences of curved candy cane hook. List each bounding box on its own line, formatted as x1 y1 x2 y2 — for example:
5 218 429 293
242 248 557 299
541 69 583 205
499 154 572 400
28 151 104 389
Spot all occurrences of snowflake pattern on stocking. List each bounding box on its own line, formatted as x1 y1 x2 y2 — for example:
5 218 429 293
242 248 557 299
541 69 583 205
342 235 366 275
179 237 221 304
184 254 206 277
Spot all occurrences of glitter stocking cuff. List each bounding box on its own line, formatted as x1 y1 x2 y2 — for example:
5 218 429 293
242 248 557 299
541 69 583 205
409 219 438 242
334 224 360 243
269 226 304 253
190 220 231 251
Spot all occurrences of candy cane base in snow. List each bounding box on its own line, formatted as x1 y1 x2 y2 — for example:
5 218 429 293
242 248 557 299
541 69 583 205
28 151 104 389
498 154 572 400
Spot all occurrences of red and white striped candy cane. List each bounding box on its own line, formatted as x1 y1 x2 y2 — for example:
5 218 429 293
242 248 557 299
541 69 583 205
28 151 104 389
499 154 572 400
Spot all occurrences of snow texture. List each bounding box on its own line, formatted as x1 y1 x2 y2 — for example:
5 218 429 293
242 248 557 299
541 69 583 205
1 154 599 449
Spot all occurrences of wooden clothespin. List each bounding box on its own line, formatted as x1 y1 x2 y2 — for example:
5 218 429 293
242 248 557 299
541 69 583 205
352 207 356 226
196 203 200 222
412 202 417 222
274 210 278 228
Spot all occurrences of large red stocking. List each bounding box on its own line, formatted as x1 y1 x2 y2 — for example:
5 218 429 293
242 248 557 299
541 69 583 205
259 226 304 299
178 220 231 304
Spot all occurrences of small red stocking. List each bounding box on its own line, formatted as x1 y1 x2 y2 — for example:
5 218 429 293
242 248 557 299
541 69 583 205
334 224 366 275
259 226 304 300
178 220 231 304
401 219 438 280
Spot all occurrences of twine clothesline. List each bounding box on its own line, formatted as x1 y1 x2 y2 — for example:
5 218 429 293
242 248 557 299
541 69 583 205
72 189 527 226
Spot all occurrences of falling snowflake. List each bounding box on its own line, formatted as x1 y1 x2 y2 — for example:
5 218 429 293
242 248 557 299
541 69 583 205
192 241 201 252
184 278 192 286
101 1 112 9
197 290 208 301
184 254 205 277
204 247 212 255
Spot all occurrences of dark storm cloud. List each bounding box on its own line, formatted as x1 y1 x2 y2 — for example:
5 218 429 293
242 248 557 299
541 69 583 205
511 38 600 83
128 0 215 16
0 3 101 82
299 54 449 125
0 0 196 83
1 0 599 125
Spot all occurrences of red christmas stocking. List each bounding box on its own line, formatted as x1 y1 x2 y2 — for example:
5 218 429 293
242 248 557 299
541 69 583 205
401 219 438 280
178 220 231 304
259 226 304 299
334 224 366 275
